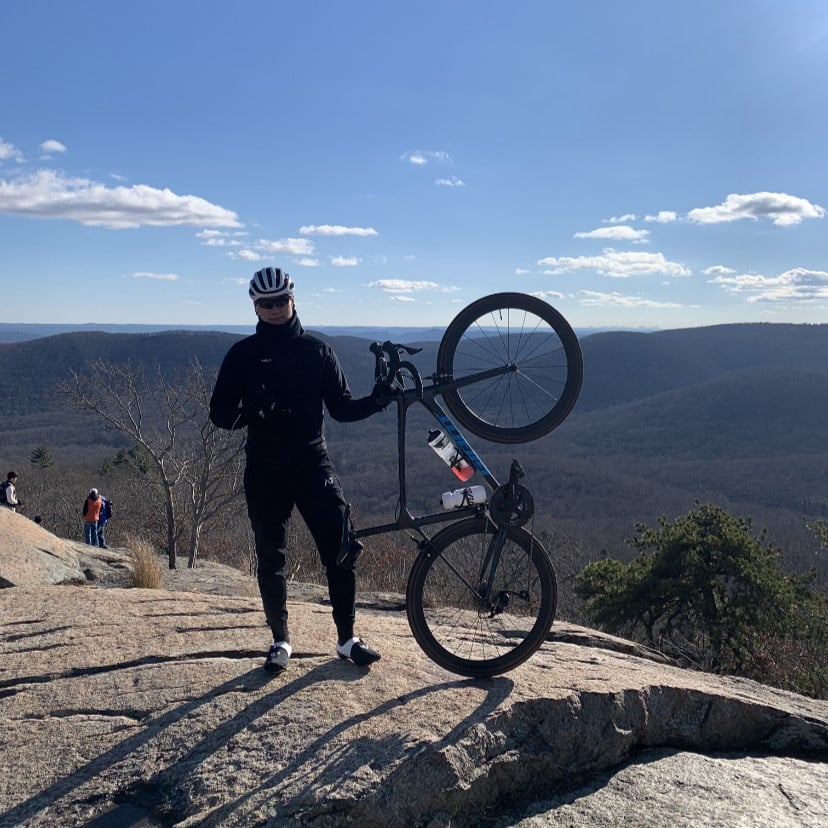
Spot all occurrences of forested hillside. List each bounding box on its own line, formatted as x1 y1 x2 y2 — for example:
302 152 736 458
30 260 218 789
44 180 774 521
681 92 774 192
2 322 827 593
576 322 828 411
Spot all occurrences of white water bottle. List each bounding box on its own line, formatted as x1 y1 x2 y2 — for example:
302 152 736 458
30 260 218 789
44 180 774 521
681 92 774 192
427 429 474 482
441 485 487 510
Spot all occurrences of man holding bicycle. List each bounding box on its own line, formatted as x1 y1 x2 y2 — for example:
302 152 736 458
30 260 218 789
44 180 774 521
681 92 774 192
209 267 388 674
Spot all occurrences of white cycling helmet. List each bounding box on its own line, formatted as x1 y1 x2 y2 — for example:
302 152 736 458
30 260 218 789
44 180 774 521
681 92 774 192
249 267 294 300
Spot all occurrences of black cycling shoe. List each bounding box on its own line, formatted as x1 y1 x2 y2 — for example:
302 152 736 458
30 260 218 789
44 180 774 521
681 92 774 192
336 637 381 666
264 641 291 673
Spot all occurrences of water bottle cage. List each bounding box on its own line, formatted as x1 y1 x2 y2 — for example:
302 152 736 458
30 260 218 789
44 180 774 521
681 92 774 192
441 484 487 510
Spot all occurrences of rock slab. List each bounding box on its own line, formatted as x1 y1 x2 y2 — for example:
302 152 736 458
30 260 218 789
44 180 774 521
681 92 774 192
1 581 827 827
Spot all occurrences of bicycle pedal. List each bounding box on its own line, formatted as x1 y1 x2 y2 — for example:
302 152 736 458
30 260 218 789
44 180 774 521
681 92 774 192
337 539 364 569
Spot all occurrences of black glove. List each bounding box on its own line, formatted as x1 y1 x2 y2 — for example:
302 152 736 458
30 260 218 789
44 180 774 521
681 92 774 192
370 381 395 410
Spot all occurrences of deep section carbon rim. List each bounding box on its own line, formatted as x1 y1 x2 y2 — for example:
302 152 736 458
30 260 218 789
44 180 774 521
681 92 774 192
407 518 557 677
436 293 583 443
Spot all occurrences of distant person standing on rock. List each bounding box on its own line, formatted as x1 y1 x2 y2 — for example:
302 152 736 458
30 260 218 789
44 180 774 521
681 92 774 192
82 488 104 545
97 494 112 548
1 471 22 511
209 266 391 674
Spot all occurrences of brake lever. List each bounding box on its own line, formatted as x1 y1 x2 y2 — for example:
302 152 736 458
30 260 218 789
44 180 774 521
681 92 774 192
370 342 390 382
372 341 424 394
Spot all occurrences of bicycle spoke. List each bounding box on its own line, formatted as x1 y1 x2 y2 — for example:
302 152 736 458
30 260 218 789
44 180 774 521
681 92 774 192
437 293 583 443
407 518 556 676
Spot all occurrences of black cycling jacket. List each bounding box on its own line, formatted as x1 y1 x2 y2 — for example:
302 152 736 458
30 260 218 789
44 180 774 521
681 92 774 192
209 314 380 456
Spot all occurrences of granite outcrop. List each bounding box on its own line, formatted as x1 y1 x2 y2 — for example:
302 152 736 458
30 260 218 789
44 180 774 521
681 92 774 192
1 508 826 827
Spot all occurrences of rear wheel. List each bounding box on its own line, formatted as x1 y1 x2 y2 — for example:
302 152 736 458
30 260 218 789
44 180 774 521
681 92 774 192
406 518 557 677
436 293 583 443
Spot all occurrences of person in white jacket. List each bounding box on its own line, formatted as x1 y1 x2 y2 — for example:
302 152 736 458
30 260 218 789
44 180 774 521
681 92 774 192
1 471 21 512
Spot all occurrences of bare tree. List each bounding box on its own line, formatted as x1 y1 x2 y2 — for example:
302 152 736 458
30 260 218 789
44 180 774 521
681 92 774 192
61 357 245 568
176 359 247 567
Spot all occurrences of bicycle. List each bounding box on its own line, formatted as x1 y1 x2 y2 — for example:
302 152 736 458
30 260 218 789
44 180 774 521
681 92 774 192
351 292 583 678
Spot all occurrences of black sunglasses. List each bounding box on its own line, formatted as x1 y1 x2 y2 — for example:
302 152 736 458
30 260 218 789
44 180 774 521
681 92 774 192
256 296 292 310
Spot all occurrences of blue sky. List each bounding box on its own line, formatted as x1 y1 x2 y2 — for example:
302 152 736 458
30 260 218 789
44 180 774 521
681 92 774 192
1 1 827 330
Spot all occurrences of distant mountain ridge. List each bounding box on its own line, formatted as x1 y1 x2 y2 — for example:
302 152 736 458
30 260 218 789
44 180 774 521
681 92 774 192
2 321 826 442
0 321 647 345
575 322 828 412
2 321 827 582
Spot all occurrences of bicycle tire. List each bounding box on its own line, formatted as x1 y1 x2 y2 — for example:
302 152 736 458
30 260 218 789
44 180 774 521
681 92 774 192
406 518 557 677
436 292 583 443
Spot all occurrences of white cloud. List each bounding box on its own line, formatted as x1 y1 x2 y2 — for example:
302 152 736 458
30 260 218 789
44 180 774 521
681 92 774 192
230 236 320 264
687 192 825 227
390 294 416 302
331 256 359 267
207 238 243 247
573 225 650 242
0 169 240 229
132 271 179 281
299 224 378 237
39 139 67 155
256 237 315 255
709 267 828 302
368 279 439 293
400 150 451 166
604 213 636 223
236 249 267 261
644 211 677 223
703 265 736 276
530 290 566 301
538 248 691 279
196 229 245 247
515 268 531 275
577 290 683 309
435 176 465 187
0 138 25 163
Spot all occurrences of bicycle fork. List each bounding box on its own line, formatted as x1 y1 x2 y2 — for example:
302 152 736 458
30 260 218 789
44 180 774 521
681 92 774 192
417 522 511 617
477 525 511 617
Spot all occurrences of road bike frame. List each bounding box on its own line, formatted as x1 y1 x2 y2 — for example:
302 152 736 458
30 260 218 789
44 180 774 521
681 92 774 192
346 294 576 677
353 345 512 542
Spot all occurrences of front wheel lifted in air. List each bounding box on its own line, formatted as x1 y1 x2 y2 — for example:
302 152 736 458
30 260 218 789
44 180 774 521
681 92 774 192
436 292 583 444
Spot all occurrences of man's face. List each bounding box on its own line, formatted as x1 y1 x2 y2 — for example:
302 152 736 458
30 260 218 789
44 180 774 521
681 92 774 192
255 295 294 325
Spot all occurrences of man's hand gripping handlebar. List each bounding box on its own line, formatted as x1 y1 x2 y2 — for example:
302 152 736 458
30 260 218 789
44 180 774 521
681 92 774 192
370 340 424 401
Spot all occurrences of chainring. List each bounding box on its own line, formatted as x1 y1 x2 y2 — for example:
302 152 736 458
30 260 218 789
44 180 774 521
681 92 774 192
488 483 534 527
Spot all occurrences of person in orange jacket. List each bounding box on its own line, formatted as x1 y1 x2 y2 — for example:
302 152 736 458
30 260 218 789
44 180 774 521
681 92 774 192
82 488 104 546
